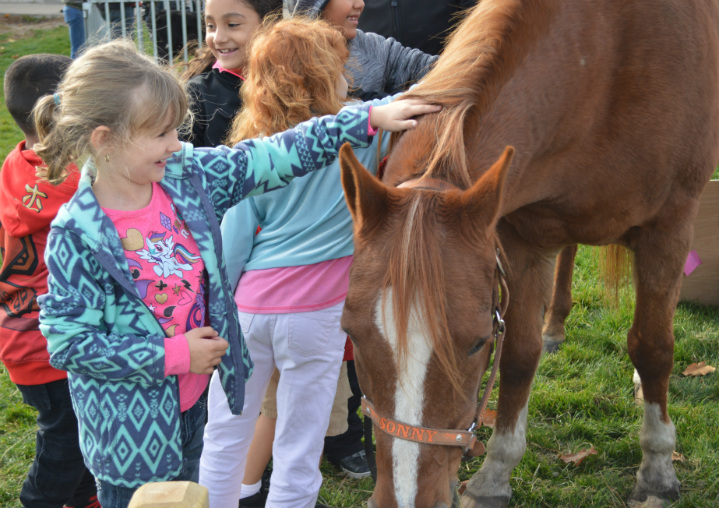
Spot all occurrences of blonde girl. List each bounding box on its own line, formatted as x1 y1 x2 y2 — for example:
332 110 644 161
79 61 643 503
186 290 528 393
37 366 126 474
34 39 438 508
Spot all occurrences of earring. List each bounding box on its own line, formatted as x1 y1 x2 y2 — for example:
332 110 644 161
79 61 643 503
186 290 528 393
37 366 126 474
105 154 110 163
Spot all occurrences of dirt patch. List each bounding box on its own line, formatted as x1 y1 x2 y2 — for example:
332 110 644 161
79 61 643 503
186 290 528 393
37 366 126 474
0 14 65 39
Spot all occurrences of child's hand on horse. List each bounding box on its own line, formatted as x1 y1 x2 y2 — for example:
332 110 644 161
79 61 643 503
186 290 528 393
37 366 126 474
185 326 229 374
370 99 441 132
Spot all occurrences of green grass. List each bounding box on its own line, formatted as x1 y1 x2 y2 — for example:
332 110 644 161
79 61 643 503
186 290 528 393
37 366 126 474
1 21 718 508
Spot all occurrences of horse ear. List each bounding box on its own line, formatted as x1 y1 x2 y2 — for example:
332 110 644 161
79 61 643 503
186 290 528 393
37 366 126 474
340 143 389 236
460 146 514 233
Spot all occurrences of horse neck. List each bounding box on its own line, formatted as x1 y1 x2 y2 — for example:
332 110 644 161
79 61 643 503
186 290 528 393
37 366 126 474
430 0 557 116
398 0 558 184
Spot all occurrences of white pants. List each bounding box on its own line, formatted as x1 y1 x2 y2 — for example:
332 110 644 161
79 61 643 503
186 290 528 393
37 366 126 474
199 302 346 508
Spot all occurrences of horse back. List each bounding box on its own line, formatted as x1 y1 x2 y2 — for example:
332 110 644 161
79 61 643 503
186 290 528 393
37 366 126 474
401 0 719 248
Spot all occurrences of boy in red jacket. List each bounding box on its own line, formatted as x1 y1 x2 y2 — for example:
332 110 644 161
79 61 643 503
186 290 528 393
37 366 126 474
1 54 99 508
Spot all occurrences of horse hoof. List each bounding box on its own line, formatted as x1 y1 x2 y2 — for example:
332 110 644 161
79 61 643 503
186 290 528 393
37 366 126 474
542 339 563 354
629 481 680 505
451 479 460 508
460 495 510 508
627 495 672 508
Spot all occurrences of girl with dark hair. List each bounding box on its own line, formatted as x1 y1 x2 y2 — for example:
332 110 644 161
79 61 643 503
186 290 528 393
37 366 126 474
182 0 283 147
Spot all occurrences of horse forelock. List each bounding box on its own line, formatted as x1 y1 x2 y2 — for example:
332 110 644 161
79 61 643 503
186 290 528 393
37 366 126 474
381 193 465 398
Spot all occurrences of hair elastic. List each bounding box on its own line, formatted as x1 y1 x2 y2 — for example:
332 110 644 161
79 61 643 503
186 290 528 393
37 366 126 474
53 92 62 106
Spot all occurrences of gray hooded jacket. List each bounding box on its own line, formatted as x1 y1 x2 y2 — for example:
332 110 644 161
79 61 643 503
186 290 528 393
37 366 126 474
284 0 439 100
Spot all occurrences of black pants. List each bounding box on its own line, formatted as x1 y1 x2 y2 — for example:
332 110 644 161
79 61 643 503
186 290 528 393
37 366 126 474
16 379 97 508
323 360 364 463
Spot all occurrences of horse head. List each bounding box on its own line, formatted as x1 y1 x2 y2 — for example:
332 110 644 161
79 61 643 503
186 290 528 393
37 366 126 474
339 142 514 508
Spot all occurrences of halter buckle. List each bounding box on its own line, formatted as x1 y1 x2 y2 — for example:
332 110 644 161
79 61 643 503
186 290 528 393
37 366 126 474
493 308 506 337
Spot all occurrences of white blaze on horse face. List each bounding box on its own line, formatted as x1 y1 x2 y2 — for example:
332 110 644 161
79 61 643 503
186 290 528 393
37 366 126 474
374 289 434 508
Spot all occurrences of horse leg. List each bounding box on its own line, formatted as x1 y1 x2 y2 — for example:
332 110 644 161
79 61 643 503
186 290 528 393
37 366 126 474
461 242 551 508
626 229 686 503
542 244 578 353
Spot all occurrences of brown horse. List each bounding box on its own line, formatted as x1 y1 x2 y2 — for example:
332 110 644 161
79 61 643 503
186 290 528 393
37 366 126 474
338 1 719 507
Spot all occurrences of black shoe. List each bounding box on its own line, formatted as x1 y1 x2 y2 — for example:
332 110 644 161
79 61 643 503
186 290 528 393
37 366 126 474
333 450 371 479
239 489 267 508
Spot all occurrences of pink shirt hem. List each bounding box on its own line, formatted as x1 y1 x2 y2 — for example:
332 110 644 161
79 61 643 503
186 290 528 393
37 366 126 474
235 256 352 314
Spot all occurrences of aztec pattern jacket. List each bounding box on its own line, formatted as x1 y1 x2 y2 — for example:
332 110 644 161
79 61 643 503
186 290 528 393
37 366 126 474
38 105 371 487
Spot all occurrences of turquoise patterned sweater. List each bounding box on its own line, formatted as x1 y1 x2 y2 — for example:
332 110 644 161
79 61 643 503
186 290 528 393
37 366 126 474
37 105 371 487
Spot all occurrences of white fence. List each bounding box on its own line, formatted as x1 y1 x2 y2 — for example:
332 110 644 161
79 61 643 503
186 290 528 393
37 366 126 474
82 0 204 63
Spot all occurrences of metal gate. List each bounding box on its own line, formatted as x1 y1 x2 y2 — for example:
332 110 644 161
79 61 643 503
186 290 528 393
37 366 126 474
82 0 204 63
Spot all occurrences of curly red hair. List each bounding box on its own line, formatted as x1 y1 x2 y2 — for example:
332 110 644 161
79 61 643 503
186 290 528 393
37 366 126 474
228 16 351 143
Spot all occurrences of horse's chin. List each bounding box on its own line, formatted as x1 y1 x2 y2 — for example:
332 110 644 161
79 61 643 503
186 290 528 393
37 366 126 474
366 481 458 508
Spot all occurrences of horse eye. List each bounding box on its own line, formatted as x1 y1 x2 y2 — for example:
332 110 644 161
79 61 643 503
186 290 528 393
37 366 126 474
468 336 490 356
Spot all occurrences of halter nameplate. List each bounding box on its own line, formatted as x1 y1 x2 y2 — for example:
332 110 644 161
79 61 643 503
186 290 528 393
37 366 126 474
361 398 485 455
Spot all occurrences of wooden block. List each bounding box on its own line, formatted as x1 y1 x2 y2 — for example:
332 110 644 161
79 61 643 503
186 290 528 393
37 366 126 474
679 180 719 307
127 481 209 508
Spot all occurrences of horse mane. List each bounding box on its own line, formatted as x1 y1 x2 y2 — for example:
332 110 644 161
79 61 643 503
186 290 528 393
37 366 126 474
400 0 557 187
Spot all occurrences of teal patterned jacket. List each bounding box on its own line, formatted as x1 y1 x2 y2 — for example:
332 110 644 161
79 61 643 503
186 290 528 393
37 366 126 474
37 105 371 487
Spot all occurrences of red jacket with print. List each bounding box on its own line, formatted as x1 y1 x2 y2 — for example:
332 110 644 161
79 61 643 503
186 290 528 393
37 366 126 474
0 141 79 384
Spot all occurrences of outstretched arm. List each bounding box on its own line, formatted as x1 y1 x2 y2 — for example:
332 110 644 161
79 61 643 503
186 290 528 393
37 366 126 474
370 98 441 132
196 99 439 222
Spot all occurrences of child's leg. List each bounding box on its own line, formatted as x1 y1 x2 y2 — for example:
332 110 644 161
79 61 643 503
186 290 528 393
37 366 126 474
325 361 351 438
199 311 276 508
240 373 279 500
323 360 368 476
240 414 276 503
15 379 97 508
96 482 137 508
65 470 99 508
267 302 346 508
177 393 209 483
